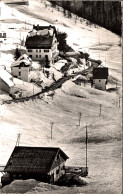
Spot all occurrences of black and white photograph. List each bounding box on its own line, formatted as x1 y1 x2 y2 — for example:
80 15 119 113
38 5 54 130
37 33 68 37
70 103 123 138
0 0 122 193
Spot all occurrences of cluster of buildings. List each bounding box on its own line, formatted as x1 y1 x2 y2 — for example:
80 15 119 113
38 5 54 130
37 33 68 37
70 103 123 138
0 24 109 186
0 24 109 97
0 25 59 95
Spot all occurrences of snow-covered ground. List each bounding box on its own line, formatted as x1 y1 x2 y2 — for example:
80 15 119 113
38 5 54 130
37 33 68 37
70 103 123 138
0 1 122 193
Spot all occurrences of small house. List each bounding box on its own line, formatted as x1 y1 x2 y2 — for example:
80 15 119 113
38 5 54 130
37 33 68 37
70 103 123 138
93 67 108 90
0 70 14 94
11 54 32 82
2 146 69 186
0 30 6 39
25 25 59 63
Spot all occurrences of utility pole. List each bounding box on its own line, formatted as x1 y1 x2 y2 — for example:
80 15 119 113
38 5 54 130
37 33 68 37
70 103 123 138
33 84 34 95
16 133 21 146
78 113 82 126
105 57 106 66
86 125 88 173
50 122 54 139
118 97 120 108
25 21 26 30
99 104 102 116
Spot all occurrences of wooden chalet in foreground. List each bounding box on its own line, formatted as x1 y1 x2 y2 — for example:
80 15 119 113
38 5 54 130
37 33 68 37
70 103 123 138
2 146 69 186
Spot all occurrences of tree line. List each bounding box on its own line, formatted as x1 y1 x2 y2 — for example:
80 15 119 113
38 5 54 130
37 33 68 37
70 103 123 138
49 1 121 36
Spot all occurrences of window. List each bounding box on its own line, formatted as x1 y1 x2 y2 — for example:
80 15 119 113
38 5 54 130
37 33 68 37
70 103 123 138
3 33 6 38
39 50 41 52
99 80 101 82
29 55 32 58
19 72 21 76
56 169 59 174
39 55 41 58
57 154 59 160
36 55 38 58
28 49 32 52
36 49 38 52
44 49 49 52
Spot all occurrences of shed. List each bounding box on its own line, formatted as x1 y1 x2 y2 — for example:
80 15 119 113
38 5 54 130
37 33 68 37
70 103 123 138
3 146 69 184
93 67 109 90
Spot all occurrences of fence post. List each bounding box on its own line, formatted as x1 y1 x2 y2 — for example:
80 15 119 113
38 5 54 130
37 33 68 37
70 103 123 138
78 113 82 126
99 104 102 116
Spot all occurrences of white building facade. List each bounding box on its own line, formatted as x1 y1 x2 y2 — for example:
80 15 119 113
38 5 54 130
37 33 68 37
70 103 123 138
11 65 30 82
94 79 106 90
25 25 59 62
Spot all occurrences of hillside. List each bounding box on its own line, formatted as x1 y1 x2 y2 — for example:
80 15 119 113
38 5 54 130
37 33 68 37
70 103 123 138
50 1 122 36
0 0 122 193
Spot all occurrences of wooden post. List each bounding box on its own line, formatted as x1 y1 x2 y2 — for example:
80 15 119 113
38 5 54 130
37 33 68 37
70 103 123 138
33 84 34 95
51 122 54 139
78 113 82 126
25 21 26 30
105 58 106 66
119 97 120 108
99 104 102 116
16 133 21 146
86 125 88 173
116 81 118 90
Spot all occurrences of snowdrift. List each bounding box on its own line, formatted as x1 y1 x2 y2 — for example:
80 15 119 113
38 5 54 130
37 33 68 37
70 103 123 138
1 179 67 193
62 80 88 98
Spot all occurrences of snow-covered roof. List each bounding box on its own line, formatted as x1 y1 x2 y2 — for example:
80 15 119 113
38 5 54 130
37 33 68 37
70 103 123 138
12 54 32 67
16 54 32 62
0 70 14 87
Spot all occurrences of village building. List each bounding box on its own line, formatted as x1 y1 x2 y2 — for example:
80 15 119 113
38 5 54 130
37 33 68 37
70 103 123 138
93 67 109 90
73 75 88 86
0 30 6 39
2 146 69 186
25 25 59 63
0 69 15 94
11 54 32 82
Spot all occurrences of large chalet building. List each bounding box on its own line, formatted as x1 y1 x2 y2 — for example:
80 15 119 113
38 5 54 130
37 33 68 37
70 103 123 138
2 146 69 186
25 25 59 63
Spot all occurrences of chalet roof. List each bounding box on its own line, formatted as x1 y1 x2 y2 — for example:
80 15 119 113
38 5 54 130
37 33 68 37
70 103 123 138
4 146 69 174
93 67 109 79
25 35 53 49
12 54 32 67
0 70 14 87
33 25 57 37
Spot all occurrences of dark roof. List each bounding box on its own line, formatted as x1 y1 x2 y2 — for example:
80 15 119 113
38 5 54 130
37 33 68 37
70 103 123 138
25 35 53 49
4 146 68 174
25 25 58 49
13 62 30 68
93 67 108 79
